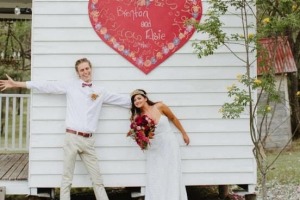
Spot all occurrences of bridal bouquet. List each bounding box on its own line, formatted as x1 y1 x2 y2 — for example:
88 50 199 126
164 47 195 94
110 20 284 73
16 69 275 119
127 114 156 150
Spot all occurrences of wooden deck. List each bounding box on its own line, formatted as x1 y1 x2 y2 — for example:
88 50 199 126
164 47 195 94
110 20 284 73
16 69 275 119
0 153 28 181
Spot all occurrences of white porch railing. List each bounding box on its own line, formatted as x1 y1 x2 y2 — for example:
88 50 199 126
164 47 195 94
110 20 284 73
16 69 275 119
0 94 30 152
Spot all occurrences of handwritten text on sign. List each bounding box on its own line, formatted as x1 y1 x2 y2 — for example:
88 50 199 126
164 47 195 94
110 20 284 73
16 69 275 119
88 0 202 74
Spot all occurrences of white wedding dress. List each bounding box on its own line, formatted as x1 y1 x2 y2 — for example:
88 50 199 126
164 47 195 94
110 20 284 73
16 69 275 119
145 115 187 200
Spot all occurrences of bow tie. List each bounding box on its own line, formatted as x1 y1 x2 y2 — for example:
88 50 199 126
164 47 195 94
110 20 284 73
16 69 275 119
82 83 92 87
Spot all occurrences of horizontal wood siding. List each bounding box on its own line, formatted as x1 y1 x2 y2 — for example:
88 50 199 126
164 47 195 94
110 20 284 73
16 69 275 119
30 0 257 187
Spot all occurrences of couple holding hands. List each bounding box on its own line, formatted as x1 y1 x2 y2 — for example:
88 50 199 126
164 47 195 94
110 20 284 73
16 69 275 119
0 58 190 200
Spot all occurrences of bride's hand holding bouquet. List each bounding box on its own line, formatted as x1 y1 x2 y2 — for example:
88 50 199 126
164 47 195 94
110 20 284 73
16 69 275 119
127 114 156 150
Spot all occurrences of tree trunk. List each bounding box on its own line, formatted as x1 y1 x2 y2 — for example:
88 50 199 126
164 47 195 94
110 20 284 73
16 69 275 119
287 73 300 139
287 33 300 139
218 185 229 199
245 194 257 200
261 173 267 200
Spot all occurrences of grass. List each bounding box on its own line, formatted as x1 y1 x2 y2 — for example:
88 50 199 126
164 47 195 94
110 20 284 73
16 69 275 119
262 139 300 185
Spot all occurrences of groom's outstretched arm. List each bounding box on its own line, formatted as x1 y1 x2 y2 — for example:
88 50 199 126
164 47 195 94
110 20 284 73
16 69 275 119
0 74 27 91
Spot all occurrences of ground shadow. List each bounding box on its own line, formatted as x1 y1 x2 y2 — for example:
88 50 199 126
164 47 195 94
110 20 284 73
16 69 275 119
6 186 226 200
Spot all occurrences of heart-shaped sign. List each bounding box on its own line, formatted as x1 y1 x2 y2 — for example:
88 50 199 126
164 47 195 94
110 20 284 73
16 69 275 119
88 0 202 74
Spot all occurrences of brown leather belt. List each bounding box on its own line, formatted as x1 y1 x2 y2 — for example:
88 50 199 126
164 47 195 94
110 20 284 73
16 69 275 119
66 129 93 138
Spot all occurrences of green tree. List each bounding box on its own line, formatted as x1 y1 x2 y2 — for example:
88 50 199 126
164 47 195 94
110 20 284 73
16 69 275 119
191 0 300 199
0 20 31 91
0 20 31 135
256 0 300 139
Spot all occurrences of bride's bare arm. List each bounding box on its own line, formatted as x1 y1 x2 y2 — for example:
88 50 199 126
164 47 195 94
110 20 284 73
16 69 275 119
158 102 190 145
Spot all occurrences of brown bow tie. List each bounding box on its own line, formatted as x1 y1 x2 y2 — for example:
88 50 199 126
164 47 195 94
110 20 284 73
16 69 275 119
82 83 92 87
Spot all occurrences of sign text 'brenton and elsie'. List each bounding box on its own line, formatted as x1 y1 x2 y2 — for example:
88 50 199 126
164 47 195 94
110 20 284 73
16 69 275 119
89 0 202 74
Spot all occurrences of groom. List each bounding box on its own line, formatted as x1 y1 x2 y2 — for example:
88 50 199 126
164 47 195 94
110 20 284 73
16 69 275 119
0 58 131 200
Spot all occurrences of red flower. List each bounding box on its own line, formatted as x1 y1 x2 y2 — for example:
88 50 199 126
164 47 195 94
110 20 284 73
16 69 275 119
127 115 156 150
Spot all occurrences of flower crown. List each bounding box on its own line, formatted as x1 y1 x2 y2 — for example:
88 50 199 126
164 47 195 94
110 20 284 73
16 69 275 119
131 89 147 97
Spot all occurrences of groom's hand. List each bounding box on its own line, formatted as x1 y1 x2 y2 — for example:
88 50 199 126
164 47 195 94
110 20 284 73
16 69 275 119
0 74 15 91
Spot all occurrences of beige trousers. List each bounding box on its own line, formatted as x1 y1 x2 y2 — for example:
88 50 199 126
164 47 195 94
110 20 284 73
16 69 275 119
60 133 109 200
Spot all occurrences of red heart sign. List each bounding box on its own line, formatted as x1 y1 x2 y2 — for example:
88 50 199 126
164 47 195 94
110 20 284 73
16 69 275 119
88 0 202 74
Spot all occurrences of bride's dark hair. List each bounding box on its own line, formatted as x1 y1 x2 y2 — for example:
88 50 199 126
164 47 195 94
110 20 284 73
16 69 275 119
130 89 156 121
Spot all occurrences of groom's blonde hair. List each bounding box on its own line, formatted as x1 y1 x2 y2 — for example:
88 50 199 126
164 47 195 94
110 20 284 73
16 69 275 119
75 58 92 72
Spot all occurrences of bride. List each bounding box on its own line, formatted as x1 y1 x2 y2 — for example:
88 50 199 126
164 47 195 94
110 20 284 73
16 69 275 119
130 89 190 200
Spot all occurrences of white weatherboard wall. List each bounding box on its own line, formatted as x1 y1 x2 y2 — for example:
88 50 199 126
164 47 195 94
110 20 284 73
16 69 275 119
30 0 257 190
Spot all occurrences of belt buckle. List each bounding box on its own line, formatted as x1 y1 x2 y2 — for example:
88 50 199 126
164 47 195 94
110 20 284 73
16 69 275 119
85 133 92 138
79 131 92 138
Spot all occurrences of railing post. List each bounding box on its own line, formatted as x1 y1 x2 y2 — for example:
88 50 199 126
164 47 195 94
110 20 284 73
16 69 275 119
12 97 16 149
26 96 30 149
0 94 30 152
0 97 2 144
19 97 24 149
4 97 9 150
